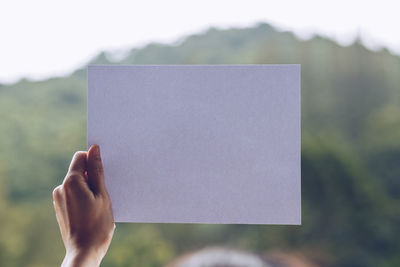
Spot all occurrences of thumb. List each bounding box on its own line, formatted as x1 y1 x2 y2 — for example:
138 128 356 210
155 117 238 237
87 144 106 195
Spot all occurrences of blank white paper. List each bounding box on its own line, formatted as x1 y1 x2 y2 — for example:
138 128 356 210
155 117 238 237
88 65 301 224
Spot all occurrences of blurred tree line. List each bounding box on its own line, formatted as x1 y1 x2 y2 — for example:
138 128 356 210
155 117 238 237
0 23 399 266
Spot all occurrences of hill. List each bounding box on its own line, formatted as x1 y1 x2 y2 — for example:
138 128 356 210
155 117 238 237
0 23 399 266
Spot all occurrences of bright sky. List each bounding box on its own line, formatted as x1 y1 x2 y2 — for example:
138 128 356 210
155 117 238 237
0 0 399 84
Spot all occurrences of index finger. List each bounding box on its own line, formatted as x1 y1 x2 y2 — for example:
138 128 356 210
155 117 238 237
67 151 87 175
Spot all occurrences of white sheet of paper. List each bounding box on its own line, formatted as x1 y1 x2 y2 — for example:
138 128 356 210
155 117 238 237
88 65 301 224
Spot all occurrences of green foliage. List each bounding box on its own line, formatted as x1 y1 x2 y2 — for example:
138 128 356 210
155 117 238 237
103 224 175 267
1 23 399 266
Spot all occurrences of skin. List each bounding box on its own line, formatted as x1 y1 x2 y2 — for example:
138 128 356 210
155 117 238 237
53 145 115 267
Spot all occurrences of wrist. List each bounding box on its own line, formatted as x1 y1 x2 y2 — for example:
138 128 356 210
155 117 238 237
62 248 104 267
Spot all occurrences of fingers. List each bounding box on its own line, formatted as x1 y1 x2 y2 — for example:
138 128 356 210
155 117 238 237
68 151 87 175
63 172 93 198
87 144 106 195
52 185 68 241
53 185 67 220
61 150 93 198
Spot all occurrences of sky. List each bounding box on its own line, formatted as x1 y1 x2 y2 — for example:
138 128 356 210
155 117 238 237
0 0 399 84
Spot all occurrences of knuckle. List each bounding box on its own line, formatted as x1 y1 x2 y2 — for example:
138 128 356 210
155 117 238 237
52 185 62 200
68 171 83 178
73 151 86 158
64 173 81 188
71 151 87 163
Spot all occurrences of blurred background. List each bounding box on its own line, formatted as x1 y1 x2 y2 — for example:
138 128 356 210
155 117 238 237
1 1 399 266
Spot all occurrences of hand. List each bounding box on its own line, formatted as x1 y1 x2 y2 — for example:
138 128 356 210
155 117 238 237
53 145 115 267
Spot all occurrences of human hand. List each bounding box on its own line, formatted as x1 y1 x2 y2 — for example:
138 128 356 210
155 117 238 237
53 145 115 267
